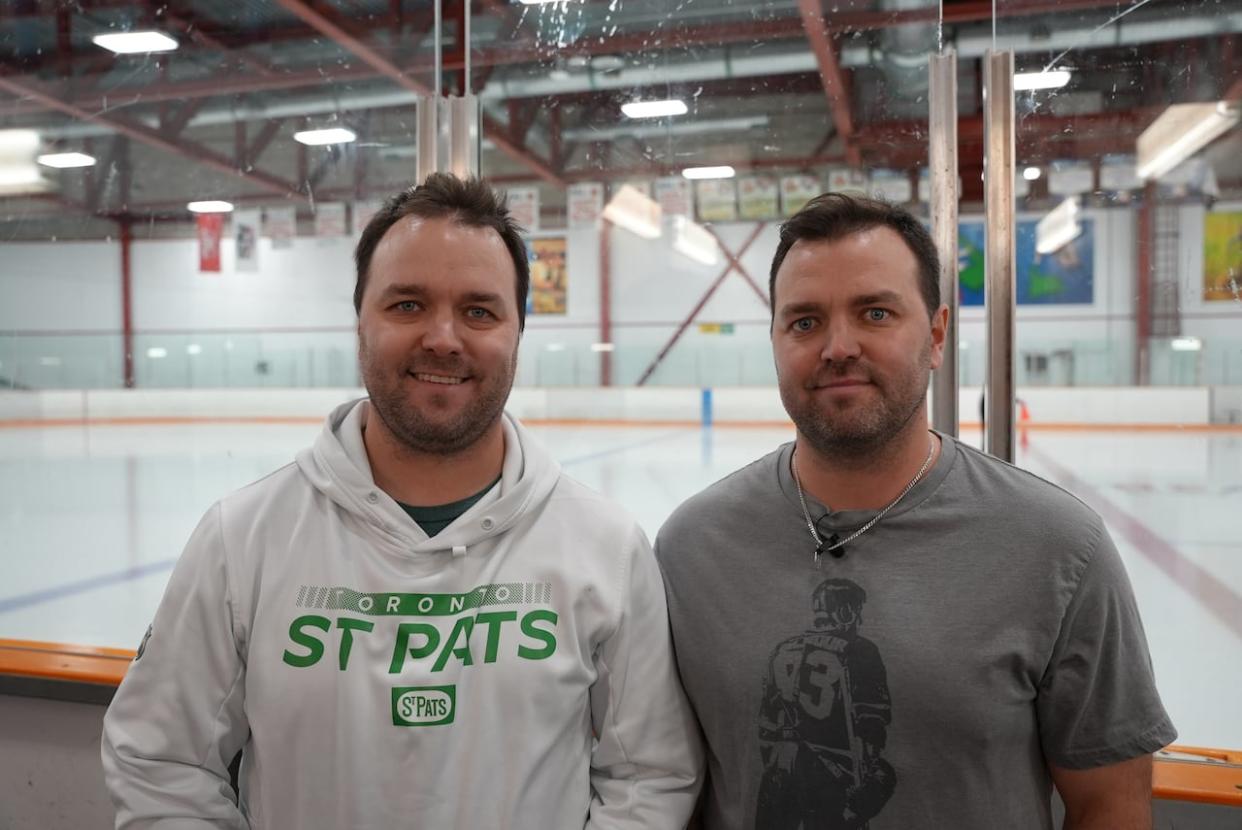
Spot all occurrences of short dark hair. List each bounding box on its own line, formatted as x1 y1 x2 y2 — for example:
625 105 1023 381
769 192 941 318
354 173 530 330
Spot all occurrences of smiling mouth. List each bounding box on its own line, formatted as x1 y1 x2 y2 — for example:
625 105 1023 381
412 372 467 385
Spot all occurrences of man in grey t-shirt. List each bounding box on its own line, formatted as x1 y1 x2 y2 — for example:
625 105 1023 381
655 193 1175 830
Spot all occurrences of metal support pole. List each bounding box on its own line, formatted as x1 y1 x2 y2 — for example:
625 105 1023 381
120 218 135 389
929 49 959 437
983 50 1016 461
601 218 613 386
416 96 437 183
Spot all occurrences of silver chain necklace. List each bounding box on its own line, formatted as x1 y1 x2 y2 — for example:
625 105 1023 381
792 434 936 564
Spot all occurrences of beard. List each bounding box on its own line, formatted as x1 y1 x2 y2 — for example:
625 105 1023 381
779 337 932 463
359 338 517 457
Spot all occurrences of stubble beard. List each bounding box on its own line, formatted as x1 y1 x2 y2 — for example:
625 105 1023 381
780 338 932 464
360 339 517 457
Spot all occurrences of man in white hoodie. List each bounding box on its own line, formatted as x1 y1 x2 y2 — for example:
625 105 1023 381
102 174 703 829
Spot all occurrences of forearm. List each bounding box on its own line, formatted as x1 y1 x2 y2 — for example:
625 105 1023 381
1061 797 1151 830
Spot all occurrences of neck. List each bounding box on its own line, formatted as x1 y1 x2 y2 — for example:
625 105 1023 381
362 404 506 506
795 417 939 512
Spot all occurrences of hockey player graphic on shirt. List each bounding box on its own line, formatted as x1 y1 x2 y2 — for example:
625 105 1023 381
756 578 895 829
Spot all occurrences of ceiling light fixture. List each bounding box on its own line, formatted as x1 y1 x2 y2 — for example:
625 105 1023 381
602 185 662 239
1023 166 1042 181
1035 196 1082 255
1136 101 1240 180
682 165 735 180
1013 69 1072 91
672 216 719 266
92 31 179 54
294 127 357 146
621 99 688 119
187 200 234 213
37 152 97 169
1170 337 1202 352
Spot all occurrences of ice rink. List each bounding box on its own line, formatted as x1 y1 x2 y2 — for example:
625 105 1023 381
2 416 1239 751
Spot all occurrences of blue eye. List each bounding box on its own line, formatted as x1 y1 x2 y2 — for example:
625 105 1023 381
394 300 419 312
866 309 890 322
467 307 493 320
793 318 815 332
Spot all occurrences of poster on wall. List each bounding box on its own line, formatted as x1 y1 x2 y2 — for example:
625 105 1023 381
738 176 778 220
527 237 567 315
1203 211 1242 302
196 213 223 273
695 179 737 222
507 187 540 232
267 206 296 249
234 209 261 273
655 177 693 217
568 183 604 229
315 202 347 238
780 175 821 216
957 218 1095 305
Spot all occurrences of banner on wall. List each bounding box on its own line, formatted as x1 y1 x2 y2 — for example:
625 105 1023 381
352 199 383 235
528 237 567 315
1048 162 1094 197
738 176 778 220
507 187 540 232
827 168 868 194
315 202 347 238
267 206 296 249
655 177 693 217
1203 211 1242 302
870 169 912 204
695 179 737 222
780 175 821 216
233 209 261 273
957 218 1095 305
196 213 224 273
567 183 604 229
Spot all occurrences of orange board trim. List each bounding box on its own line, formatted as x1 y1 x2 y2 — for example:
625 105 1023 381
2 639 1240 806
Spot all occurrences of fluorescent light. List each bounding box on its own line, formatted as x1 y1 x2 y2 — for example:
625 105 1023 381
92 31 179 54
621 99 688 119
602 184 662 239
146 347 168 359
1014 69 1071 91
682 165 735 180
187 200 234 213
0 166 46 192
294 127 357 146
590 343 615 352
1136 101 1240 180
1035 197 1082 255
519 0 574 4
1171 337 1202 352
38 152 96 169
545 343 566 352
0 129 40 152
672 216 719 266
39 356 62 367
1023 166 1042 181
186 344 202 356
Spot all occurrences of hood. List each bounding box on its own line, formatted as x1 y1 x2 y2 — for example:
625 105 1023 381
295 398 561 557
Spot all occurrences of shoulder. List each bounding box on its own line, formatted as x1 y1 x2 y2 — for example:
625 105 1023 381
214 462 307 532
946 438 1105 539
657 446 786 549
546 471 648 542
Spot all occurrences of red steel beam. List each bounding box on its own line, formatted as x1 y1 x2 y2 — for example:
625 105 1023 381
165 13 277 77
797 0 859 166
636 223 767 387
0 75 302 199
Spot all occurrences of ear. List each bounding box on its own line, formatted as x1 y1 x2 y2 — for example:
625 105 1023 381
928 303 949 370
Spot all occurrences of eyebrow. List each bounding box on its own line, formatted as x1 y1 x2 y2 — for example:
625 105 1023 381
777 291 906 319
376 285 504 306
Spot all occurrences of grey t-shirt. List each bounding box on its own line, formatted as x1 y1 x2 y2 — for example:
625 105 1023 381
655 434 1175 830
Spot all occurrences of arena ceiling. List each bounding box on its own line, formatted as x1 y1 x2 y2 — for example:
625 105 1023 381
0 0 1239 238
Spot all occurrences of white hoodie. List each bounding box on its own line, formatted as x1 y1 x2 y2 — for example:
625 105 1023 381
102 399 703 829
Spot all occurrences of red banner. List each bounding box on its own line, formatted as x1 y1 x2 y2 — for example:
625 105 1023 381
197 213 224 273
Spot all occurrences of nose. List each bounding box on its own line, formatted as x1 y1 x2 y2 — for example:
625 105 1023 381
419 310 464 355
819 320 862 363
